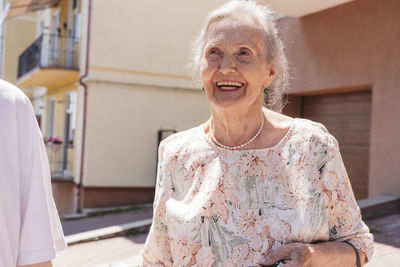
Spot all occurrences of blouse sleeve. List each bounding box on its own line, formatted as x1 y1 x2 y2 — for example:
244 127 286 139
141 142 173 266
321 137 374 262
16 93 67 266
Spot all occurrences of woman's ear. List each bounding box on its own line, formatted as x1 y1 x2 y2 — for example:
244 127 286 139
263 66 276 88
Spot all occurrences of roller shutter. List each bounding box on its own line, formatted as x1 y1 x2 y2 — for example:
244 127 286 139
301 90 372 199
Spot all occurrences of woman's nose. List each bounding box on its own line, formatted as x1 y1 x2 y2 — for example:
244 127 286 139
219 54 236 74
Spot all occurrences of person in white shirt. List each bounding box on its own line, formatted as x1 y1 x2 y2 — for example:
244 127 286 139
0 80 66 267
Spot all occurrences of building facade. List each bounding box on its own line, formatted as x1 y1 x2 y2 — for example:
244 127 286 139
3 0 399 216
279 0 400 200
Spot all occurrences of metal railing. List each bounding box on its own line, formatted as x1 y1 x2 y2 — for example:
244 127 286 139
18 34 79 79
46 143 75 179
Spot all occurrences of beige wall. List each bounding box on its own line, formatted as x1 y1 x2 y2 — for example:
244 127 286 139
83 81 210 187
3 14 37 84
278 0 400 197
88 0 225 89
78 0 229 187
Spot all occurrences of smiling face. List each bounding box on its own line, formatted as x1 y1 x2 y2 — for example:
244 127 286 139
201 16 275 113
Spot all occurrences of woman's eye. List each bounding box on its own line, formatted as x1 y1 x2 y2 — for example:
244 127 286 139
238 49 251 56
208 49 219 55
206 48 221 60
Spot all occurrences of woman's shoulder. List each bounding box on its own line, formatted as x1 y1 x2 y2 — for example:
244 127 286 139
265 108 338 150
290 118 339 153
293 117 330 136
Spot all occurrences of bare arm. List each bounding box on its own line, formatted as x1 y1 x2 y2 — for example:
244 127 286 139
260 241 366 266
313 241 367 266
18 261 53 267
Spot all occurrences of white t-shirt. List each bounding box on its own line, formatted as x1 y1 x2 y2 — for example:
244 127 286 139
0 80 67 267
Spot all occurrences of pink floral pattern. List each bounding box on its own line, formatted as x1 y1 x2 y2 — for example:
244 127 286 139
141 118 373 266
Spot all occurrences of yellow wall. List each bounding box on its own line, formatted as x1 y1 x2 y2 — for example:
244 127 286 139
77 0 229 187
83 82 210 187
3 14 37 84
88 0 225 89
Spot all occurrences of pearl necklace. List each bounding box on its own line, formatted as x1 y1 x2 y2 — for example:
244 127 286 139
209 114 264 150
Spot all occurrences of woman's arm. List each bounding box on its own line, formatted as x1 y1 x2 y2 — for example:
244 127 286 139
18 261 53 267
260 136 373 267
260 241 366 266
320 140 373 263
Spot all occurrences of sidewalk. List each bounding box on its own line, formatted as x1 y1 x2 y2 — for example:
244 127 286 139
61 205 153 246
54 206 153 267
364 212 400 266
62 205 153 237
54 234 147 266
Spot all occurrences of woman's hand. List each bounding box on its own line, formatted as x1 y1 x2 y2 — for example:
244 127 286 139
259 241 366 267
259 243 318 267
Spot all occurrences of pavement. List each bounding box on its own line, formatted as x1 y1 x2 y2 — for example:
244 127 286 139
53 204 400 267
364 212 400 266
54 234 147 267
62 205 153 236
54 206 153 267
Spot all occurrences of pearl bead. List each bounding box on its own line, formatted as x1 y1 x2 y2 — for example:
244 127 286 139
208 114 264 150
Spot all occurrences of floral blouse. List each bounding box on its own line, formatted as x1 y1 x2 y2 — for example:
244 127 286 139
141 118 374 266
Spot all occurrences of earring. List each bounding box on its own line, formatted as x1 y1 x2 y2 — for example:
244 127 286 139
264 88 269 95
201 87 205 94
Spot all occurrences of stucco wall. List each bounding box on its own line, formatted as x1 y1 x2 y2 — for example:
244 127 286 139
3 14 37 83
83 82 210 187
278 0 400 197
88 0 225 90
79 0 229 187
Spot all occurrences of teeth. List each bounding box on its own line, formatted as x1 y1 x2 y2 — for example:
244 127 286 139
216 81 244 87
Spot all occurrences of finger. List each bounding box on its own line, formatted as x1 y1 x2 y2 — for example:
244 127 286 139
259 246 291 266
259 260 286 267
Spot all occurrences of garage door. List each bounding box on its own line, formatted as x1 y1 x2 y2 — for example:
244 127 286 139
301 90 371 200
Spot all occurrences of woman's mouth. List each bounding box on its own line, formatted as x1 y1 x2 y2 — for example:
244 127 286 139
216 81 244 91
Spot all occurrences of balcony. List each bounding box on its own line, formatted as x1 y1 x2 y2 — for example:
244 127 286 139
16 34 80 90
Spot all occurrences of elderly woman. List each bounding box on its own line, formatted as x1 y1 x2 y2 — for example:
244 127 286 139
141 1 373 266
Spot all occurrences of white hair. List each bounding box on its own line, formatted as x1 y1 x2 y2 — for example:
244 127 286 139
190 0 289 111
